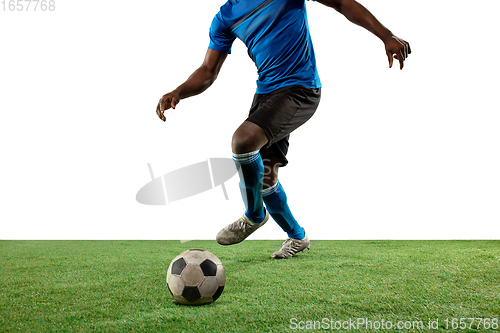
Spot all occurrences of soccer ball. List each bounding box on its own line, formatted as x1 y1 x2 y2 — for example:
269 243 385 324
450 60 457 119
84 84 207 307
166 249 225 305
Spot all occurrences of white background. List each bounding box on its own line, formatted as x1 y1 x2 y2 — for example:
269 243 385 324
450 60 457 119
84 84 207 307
1 0 499 240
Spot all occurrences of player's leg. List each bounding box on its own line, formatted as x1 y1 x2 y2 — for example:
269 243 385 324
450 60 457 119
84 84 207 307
231 121 268 223
253 85 321 257
261 152 310 259
217 86 321 247
262 157 304 239
262 156 280 189
216 121 270 245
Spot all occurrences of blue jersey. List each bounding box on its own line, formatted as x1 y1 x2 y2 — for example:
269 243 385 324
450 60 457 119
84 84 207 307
208 0 321 94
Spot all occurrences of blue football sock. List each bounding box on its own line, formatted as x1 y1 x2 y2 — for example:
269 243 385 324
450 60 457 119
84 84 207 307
262 181 305 239
232 150 266 223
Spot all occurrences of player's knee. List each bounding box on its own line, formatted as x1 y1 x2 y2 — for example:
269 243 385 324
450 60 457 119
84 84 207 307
231 131 260 154
232 122 268 154
231 133 247 154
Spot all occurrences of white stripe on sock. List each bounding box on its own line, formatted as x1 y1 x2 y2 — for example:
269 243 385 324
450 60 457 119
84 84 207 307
232 150 260 159
232 150 261 165
262 181 279 197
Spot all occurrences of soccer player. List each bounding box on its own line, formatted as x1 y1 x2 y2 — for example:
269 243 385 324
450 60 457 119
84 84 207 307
156 0 410 258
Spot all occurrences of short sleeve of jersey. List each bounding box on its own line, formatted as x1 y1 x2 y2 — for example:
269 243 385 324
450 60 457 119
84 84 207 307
208 12 236 54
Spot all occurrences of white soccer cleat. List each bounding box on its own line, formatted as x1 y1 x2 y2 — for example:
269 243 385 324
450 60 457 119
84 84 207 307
271 230 310 259
216 210 269 245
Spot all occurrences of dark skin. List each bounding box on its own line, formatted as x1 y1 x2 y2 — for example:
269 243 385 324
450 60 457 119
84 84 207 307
317 0 411 68
156 0 411 188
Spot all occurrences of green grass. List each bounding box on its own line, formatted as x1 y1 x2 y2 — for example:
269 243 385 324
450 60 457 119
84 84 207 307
1 240 499 332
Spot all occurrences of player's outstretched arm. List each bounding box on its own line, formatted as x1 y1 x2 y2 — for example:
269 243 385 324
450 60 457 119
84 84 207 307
315 0 411 69
156 49 228 122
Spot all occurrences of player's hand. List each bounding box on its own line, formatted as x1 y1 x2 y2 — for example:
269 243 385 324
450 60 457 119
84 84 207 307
156 92 180 122
384 36 411 70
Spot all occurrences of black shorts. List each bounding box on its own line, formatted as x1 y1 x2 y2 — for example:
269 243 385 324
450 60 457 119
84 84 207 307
246 85 321 167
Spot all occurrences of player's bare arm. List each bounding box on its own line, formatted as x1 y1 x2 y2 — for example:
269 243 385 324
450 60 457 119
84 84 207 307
316 0 411 69
156 49 228 122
